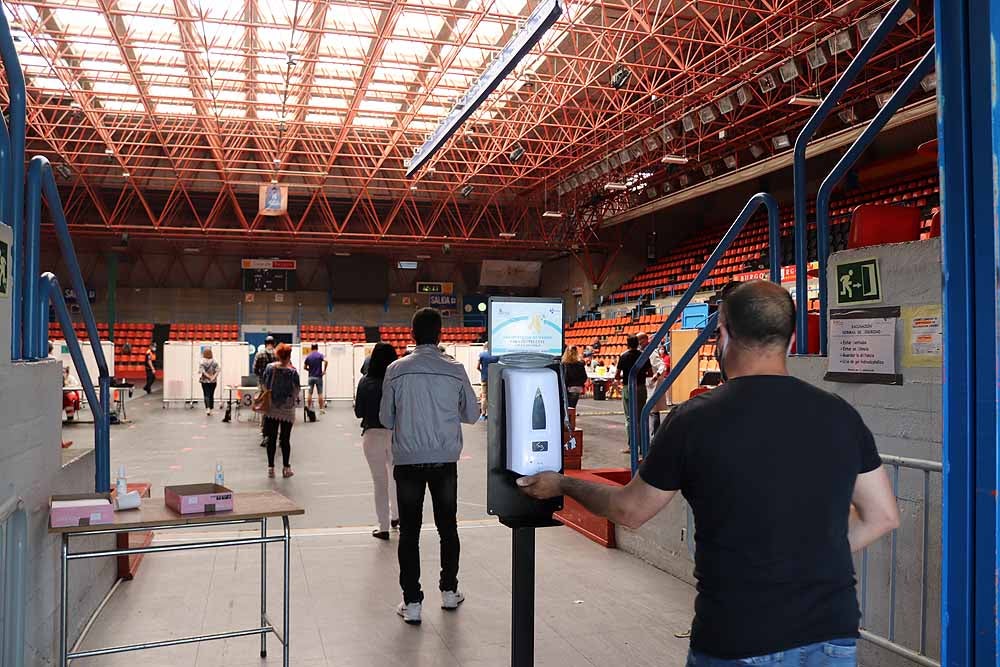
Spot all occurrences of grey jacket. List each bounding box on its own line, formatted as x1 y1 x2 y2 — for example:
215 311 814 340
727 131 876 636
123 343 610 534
380 344 480 465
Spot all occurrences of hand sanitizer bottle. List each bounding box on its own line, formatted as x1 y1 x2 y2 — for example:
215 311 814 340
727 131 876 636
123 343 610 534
215 462 224 487
115 464 128 498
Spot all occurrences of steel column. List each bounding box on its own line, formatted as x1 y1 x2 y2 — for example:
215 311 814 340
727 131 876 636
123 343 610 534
935 0 1000 664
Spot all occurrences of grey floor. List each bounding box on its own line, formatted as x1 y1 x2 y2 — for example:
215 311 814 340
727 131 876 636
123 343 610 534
67 391 695 666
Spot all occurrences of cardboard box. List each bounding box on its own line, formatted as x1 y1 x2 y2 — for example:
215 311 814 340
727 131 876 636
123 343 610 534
164 484 234 515
50 493 114 528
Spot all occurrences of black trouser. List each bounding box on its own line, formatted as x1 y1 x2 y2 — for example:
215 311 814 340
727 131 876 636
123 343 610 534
567 389 581 409
201 382 216 409
651 410 661 435
144 367 155 393
263 416 292 468
394 463 459 604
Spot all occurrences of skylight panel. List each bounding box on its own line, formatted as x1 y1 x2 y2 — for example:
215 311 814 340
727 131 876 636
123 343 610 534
310 96 348 109
258 27 295 52
326 4 377 32
468 21 506 47
453 45 489 69
360 99 401 114
383 39 432 64
123 15 178 40
394 12 445 39
155 102 195 115
305 112 343 124
54 8 110 37
101 99 145 113
92 81 140 96
141 64 189 80
354 115 393 128
320 33 371 59
148 85 192 99
72 41 117 60
189 0 242 20
28 76 67 91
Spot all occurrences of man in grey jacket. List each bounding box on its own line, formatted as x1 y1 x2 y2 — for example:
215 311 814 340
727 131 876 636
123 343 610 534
380 307 480 624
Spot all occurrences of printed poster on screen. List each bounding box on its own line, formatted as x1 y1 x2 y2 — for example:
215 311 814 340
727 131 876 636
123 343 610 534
490 301 563 356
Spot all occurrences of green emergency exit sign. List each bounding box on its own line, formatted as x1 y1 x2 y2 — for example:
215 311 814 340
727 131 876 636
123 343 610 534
835 258 881 305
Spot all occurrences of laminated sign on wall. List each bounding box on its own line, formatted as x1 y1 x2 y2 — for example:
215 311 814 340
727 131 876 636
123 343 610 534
825 306 902 385
902 304 942 367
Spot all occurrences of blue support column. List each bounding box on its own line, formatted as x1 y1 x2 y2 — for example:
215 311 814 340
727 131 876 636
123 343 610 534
936 0 1000 663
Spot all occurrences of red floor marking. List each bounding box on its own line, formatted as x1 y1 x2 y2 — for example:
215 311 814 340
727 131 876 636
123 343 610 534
182 447 193 452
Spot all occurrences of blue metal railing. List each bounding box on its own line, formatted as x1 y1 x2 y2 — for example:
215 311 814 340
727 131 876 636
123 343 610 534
792 0 912 353
0 12 111 491
0 7 25 360
626 192 781 473
814 47 935 354
0 496 27 667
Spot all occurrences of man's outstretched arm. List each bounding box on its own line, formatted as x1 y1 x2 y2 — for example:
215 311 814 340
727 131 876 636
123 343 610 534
517 472 676 529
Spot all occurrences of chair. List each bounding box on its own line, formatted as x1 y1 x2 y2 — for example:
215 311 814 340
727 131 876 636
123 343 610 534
848 205 922 249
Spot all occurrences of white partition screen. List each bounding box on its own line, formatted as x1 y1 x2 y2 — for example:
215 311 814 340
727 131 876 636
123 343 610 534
323 343 354 400
53 339 115 386
163 341 194 402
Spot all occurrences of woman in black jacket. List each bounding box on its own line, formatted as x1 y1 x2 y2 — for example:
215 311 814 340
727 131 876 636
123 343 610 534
354 343 399 540
562 345 588 409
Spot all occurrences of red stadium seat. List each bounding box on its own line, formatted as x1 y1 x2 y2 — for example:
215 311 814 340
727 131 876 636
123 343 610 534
848 204 922 249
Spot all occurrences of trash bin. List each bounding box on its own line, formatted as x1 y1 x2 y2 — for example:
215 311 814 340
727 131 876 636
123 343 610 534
593 380 607 401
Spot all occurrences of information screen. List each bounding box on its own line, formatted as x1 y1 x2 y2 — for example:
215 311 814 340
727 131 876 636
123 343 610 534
488 297 563 357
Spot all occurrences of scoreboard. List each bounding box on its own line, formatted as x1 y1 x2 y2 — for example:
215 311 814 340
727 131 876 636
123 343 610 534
416 281 453 294
241 258 297 292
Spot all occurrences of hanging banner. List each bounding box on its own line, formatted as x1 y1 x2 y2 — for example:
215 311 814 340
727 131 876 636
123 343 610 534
825 306 902 385
735 261 817 284
258 183 288 216
902 304 943 367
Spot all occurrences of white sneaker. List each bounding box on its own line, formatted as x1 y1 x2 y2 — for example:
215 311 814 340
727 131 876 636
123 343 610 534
320 408 326 414
396 601 422 624
441 590 465 610
206 409 212 416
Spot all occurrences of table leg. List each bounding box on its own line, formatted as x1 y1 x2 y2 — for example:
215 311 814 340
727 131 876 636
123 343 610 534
59 534 69 667
282 515 291 667
260 517 267 658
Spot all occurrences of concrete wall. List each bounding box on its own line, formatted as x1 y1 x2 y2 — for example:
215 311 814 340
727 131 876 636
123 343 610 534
614 239 943 666
0 359 117 665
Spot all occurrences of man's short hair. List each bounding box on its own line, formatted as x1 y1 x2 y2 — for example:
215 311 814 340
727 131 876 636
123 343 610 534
412 308 443 346
626 335 639 350
720 280 795 349
311 343 319 350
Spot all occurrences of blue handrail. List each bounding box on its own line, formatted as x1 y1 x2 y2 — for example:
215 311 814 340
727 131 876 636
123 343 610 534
814 47 935 355
0 6 26 359
792 0 912 353
38 273 110 492
627 192 781 473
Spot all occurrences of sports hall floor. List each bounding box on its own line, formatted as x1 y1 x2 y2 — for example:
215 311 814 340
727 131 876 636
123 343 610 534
61 392 695 666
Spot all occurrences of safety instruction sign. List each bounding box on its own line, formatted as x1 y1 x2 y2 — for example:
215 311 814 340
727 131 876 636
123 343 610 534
825 306 902 385
835 258 881 305
902 304 942 367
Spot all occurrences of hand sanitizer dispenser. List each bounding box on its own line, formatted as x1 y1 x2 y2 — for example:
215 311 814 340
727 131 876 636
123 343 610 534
503 367 562 476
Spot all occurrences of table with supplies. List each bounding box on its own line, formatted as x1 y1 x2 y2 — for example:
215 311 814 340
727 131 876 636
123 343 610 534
50 490 304 666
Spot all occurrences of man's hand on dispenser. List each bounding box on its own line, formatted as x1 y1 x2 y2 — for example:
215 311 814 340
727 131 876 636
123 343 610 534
516 472 563 499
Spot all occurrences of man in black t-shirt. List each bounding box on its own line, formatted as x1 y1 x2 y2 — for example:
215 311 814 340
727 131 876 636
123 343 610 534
518 280 900 665
615 335 652 453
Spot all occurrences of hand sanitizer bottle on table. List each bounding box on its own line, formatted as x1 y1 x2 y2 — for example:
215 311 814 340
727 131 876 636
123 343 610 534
215 462 225 487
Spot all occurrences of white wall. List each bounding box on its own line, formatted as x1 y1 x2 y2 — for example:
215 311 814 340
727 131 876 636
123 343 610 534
0 359 117 664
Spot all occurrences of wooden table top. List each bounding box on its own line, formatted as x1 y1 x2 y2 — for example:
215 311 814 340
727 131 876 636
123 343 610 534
50 490 304 534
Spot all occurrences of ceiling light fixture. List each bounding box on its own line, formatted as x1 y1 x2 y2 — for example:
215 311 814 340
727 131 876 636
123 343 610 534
406 0 562 176
681 114 695 132
790 94 823 106
858 13 883 40
334 252 351 257
702 163 715 177
758 72 777 93
509 144 525 162
778 59 800 83
806 47 828 70
679 174 690 187
875 92 893 108
542 210 563 218
716 95 734 115
838 107 857 124
736 86 751 106
828 30 853 55
604 182 628 192
460 184 474 198
920 72 937 92
499 232 517 238
610 65 631 90
660 155 689 165
772 134 791 150
749 144 765 159
723 155 738 169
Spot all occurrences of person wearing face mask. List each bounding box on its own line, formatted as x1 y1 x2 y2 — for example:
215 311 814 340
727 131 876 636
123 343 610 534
517 280 899 667
254 336 278 447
